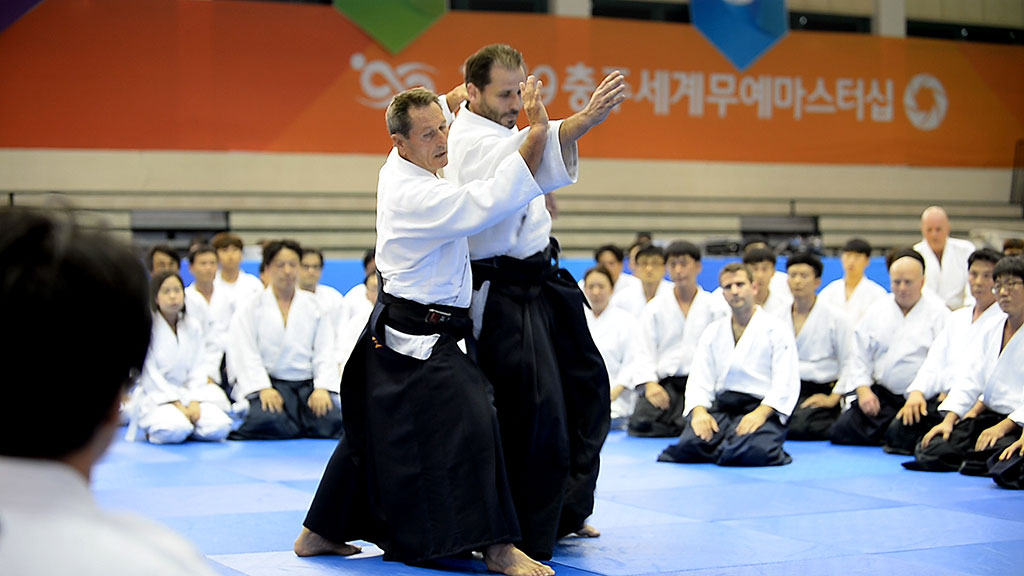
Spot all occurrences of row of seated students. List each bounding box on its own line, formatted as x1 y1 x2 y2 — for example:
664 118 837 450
128 234 377 443
581 238 1024 488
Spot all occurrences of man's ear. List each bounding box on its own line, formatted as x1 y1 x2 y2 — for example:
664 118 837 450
391 133 404 150
466 82 481 104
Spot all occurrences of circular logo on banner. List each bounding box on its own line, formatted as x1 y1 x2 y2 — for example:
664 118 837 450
904 74 948 131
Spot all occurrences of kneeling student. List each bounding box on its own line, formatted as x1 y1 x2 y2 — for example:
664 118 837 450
658 263 799 467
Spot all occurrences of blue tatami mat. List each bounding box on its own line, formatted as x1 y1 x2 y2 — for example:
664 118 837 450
94 430 1024 576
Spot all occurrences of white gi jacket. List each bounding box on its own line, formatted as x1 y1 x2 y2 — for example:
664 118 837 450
818 277 887 324
684 307 801 421
780 299 852 385
614 279 674 316
835 291 950 396
376 146 544 308
228 288 337 400
214 270 264 310
941 317 1024 421
914 237 977 310
185 284 232 383
136 312 218 412
633 287 726 385
906 303 1006 399
375 143 545 357
0 457 218 576
585 305 641 419
446 102 577 259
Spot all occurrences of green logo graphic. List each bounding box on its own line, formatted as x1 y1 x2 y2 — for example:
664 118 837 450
334 0 446 55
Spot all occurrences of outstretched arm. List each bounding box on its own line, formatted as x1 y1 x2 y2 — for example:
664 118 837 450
558 70 627 160
517 74 550 176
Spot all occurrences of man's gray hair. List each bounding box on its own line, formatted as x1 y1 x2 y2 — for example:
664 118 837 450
386 87 441 138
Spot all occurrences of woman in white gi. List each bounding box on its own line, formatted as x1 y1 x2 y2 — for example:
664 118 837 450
229 240 341 440
132 271 233 444
583 267 639 429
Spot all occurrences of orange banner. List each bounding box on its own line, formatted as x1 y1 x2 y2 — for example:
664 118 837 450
0 0 1021 166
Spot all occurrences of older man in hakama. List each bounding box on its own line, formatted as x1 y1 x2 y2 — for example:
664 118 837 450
830 249 950 448
228 241 341 441
658 263 800 467
444 43 625 557
887 249 1006 454
628 241 726 437
296 85 558 576
818 238 887 324
780 252 853 441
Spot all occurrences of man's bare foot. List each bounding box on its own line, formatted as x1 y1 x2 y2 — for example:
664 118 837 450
293 527 361 557
573 524 600 538
484 543 554 576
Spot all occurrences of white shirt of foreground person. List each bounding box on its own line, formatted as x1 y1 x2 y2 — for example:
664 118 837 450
914 236 976 310
834 291 950 397
684 306 801 424
228 288 338 401
446 102 576 260
0 456 218 576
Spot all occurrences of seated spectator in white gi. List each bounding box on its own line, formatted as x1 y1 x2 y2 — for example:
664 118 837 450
132 271 233 444
629 241 725 437
0 208 218 576
212 231 264 307
589 244 644 315
184 244 234 395
343 248 376 305
658 262 800 467
229 240 342 440
743 238 791 298
148 244 180 276
299 247 348 327
915 205 976 310
908 256 1023 475
1005 238 1024 257
621 243 672 311
582 266 640 430
743 247 794 318
337 272 379 376
818 238 887 324
783 252 853 441
888 248 1006 455
830 248 950 448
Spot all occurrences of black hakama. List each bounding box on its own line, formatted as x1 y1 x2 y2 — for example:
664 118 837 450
303 295 520 564
471 242 611 560
903 410 1009 473
230 378 343 440
784 380 840 441
628 376 688 438
658 391 792 467
829 384 905 446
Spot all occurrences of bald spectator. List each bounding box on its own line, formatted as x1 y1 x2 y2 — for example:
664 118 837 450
914 206 976 310
830 249 950 448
